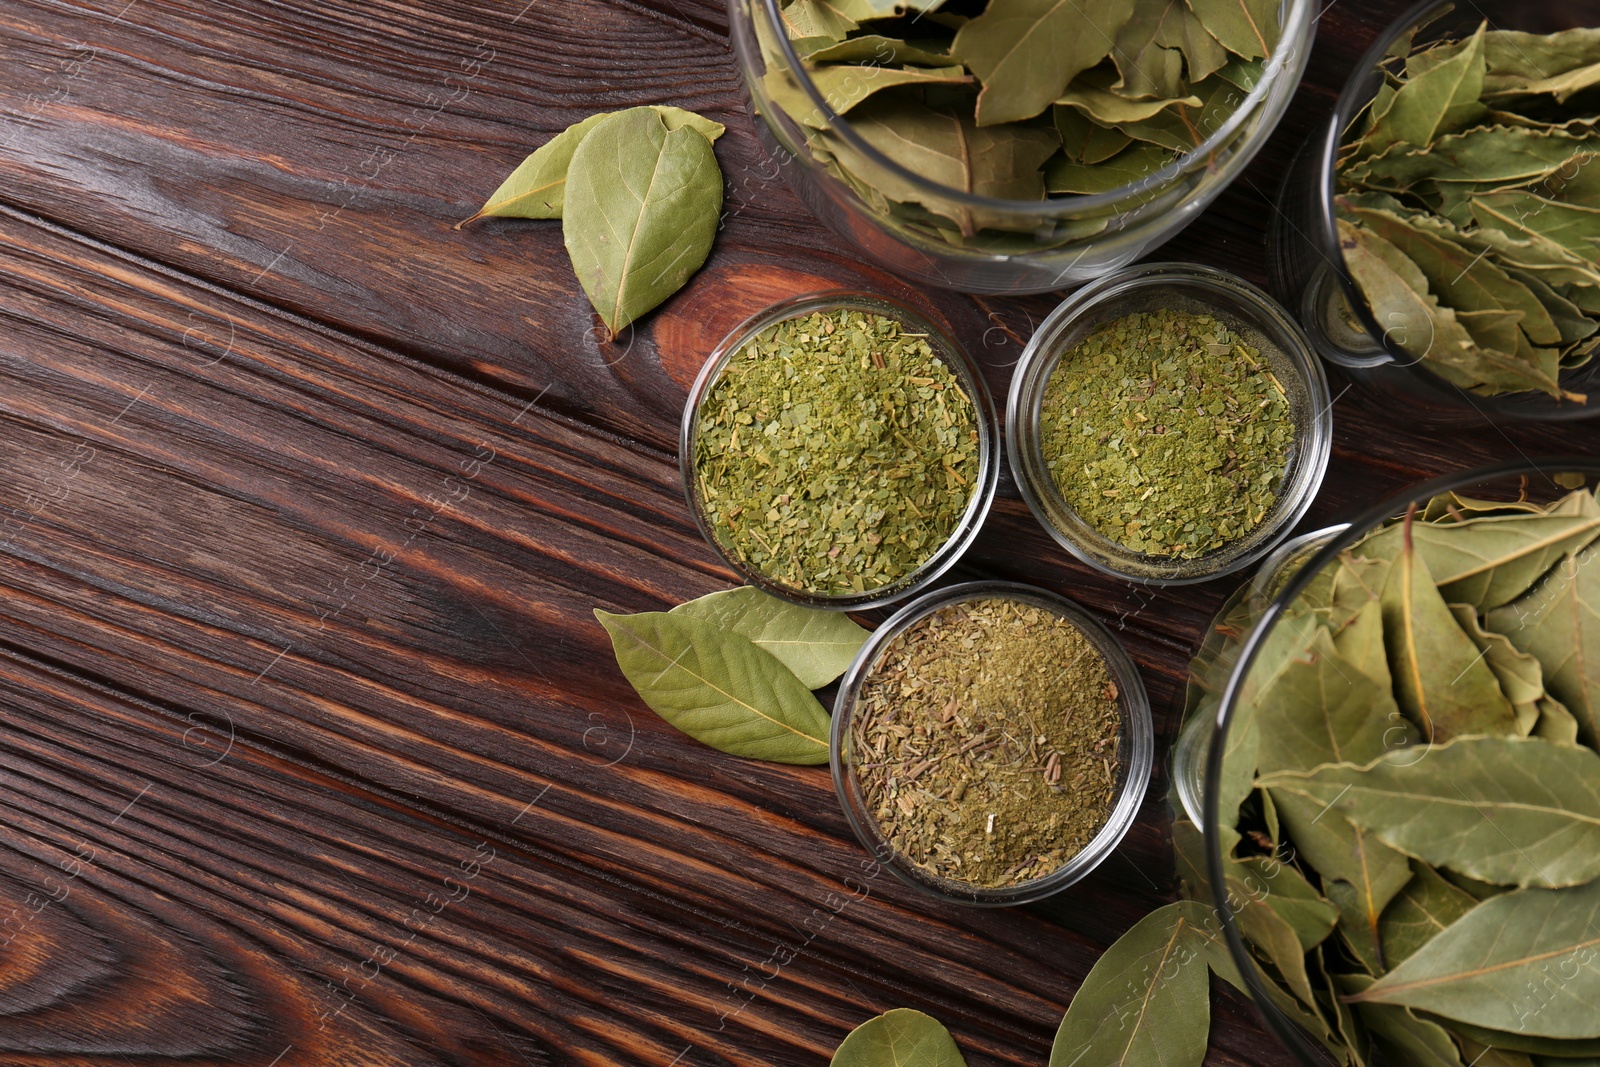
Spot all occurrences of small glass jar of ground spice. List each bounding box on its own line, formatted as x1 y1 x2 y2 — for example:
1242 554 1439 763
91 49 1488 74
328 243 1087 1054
683 292 998 610
832 581 1153 906
1008 263 1332 584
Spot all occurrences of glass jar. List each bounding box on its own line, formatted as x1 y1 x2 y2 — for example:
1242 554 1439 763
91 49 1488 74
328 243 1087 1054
1193 459 1600 1065
1006 263 1332 584
831 580 1153 906
727 0 1316 295
1268 0 1600 423
681 290 998 611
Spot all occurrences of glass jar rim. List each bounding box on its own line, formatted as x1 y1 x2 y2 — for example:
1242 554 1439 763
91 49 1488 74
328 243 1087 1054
679 289 999 611
831 579 1154 905
752 0 1317 217
1200 457 1600 1066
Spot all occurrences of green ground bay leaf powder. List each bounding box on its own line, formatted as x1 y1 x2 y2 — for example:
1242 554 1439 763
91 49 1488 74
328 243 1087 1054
1040 308 1296 559
852 598 1122 889
693 308 979 596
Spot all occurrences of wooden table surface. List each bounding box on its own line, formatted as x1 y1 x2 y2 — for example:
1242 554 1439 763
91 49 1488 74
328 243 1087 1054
0 1 1594 1064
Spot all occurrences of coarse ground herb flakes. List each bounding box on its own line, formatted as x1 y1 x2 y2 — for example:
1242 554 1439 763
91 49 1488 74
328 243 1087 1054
693 307 980 596
851 597 1122 889
1040 308 1296 559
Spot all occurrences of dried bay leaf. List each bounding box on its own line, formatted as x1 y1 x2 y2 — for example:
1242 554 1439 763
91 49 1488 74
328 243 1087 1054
1533 694 1582 744
1110 0 1227 99
786 64 974 126
594 609 830 764
1236 856 1340 951
1185 0 1277 61
460 107 724 224
1449 603 1547 731
1055 69 1202 125
670 586 869 690
953 0 1137 126
1342 205 1564 347
1270 788 1412 975
795 34 957 67
1254 628 1402 777
1471 191 1600 258
1354 490 1600 612
1048 901 1220 1067
832 1009 967 1067
1350 879 1600 1039
1355 127 1600 190
1258 737 1600 888
1378 515 1519 742
825 97 1059 233
1045 142 1171 194
1359 24 1486 158
1439 1021 1600 1059
1343 974 1467 1067
1379 861 1479 968
564 108 723 337
1487 537 1600 745
1488 60 1600 105
1229 874 1322 1007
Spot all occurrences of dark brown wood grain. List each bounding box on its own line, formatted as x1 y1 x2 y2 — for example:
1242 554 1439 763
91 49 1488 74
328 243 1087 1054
0 1 1594 1065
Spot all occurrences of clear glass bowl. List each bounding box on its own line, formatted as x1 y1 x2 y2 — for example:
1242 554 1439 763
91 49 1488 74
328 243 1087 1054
727 0 1316 295
1268 0 1600 423
1006 262 1332 584
681 290 998 611
1194 459 1600 1065
831 580 1153 906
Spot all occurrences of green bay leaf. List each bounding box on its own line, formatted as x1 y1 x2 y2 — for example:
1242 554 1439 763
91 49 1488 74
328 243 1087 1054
1048 901 1218 1067
1185 0 1277 60
670 586 869 690
461 107 723 224
563 108 723 337
1379 861 1479 968
1378 518 1519 742
1359 24 1486 158
1351 879 1600 1039
831 1008 967 1067
1487 536 1600 746
1259 736 1600 888
953 0 1138 126
1254 628 1404 777
594 608 830 764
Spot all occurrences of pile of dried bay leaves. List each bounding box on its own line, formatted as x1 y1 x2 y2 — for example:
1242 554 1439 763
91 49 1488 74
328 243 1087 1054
756 0 1280 251
1337 22 1600 400
1167 481 1600 1067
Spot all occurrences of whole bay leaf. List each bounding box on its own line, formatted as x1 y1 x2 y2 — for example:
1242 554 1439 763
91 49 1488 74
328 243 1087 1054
786 65 973 127
1379 517 1519 742
781 0 872 40
826 97 1059 233
1045 142 1172 194
1487 537 1600 746
1055 70 1201 125
1457 309 1529 356
1185 0 1277 61
1488 60 1600 105
594 609 830 764
1351 879 1600 1039
564 109 723 337
1259 736 1600 888
1355 491 1600 610
1360 24 1487 158
1497 267 1600 349
1048 901 1219 1067
460 107 725 224
1355 127 1600 190
669 586 869 690
1379 861 1479 968
795 34 958 67
953 0 1137 126
1254 628 1403 778
832 1008 967 1067
1412 26 1600 96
